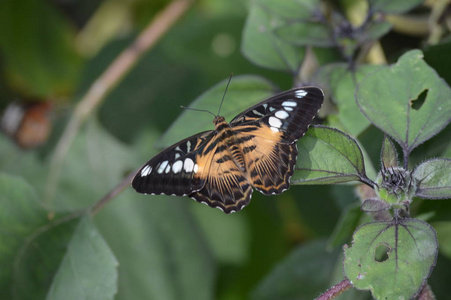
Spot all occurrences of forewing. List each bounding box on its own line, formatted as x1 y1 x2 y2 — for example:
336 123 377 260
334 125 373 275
189 141 253 214
132 131 215 196
230 87 323 143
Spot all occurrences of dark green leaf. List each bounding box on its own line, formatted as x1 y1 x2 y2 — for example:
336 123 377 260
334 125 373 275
369 0 424 14
381 135 399 169
344 218 438 300
293 126 370 185
47 217 118 300
358 20 392 43
158 75 276 147
251 239 340 299
0 0 82 97
275 22 334 47
413 158 451 199
356 50 451 154
327 204 363 249
242 5 305 72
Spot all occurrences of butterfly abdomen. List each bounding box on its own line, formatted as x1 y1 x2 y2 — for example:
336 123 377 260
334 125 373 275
215 117 247 171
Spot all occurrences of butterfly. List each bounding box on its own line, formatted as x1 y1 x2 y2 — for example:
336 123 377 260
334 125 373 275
132 87 324 213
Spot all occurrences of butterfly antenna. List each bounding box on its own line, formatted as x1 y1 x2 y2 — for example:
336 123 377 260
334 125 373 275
180 106 216 118
217 73 233 116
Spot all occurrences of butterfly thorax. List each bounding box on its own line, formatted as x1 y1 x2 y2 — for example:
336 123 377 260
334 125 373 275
214 115 247 171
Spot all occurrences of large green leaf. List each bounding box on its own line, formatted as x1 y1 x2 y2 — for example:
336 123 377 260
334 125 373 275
293 126 371 185
356 50 451 155
95 189 216 300
47 217 118 300
344 218 438 299
413 158 451 199
157 75 276 147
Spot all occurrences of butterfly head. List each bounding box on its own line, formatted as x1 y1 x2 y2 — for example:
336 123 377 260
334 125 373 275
213 115 226 125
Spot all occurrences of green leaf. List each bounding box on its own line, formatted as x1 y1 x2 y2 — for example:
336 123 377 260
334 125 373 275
0 173 47 297
47 217 118 300
327 204 363 249
325 64 379 136
356 50 451 155
344 218 438 300
381 135 399 169
413 158 451 199
275 22 333 47
431 221 451 260
95 189 215 300
241 5 305 72
369 0 424 14
293 126 370 185
158 75 276 147
0 0 82 97
251 239 340 299
358 20 392 43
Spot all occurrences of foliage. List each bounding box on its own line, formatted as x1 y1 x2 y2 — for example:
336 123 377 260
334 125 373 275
1 0 451 299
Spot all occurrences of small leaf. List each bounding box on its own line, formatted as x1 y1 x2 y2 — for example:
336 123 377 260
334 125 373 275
344 218 438 300
327 204 363 249
381 135 399 169
361 198 390 212
251 239 340 300
47 217 118 300
413 158 451 199
275 22 334 47
356 50 451 155
158 75 276 147
369 0 424 14
242 5 305 72
293 126 371 185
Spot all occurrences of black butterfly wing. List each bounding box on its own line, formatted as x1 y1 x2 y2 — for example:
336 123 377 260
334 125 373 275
230 87 323 195
230 87 324 143
132 130 216 196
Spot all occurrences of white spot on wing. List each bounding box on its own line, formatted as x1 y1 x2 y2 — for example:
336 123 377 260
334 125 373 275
252 109 264 117
172 160 183 173
175 153 181 159
295 90 307 98
165 164 171 173
157 161 169 174
284 107 293 111
141 165 152 177
269 106 276 112
275 110 289 119
184 158 195 172
282 100 297 107
194 164 199 173
186 141 191 152
268 116 282 128
270 126 279 132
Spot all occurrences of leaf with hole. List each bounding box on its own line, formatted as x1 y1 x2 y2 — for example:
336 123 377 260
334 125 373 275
412 158 451 199
343 218 438 300
356 50 451 155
